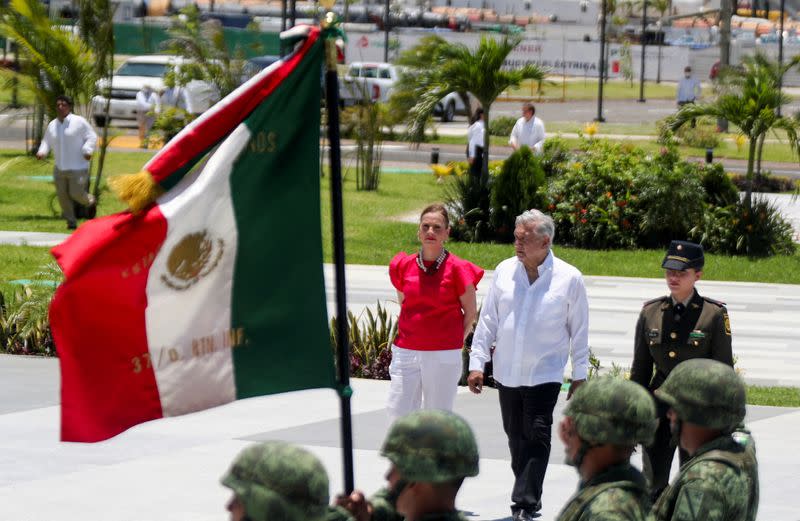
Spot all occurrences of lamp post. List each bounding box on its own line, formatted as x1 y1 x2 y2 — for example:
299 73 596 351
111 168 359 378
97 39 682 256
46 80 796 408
778 0 786 116
596 0 607 122
384 0 390 62
638 0 647 102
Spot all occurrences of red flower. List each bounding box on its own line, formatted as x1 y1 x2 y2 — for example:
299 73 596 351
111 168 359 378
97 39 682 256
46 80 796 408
581 208 588 214
616 200 627 207
580 218 588 224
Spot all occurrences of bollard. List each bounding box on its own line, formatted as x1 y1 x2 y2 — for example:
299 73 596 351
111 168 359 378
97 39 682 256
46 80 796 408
705 148 713 164
431 147 440 164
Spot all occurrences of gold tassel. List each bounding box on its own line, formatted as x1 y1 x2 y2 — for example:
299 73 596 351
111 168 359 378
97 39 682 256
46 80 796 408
109 171 165 213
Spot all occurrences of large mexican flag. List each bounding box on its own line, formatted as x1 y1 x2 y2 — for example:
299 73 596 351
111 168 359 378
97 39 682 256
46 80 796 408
50 26 335 443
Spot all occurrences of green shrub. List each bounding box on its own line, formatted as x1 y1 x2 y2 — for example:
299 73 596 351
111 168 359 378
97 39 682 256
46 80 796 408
488 115 517 137
546 140 646 249
730 171 798 193
490 147 546 242
701 164 739 206
690 198 796 256
541 136 571 178
634 157 706 246
0 263 61 356
330 301 397 380
445 160 504 243
674 118 721 149
149 107 196 145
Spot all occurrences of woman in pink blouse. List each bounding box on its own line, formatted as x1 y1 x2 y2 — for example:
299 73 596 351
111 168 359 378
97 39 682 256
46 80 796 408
387 203 484 418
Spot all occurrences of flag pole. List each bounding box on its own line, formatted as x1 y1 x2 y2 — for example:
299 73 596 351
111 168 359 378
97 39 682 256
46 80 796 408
322 12 355 495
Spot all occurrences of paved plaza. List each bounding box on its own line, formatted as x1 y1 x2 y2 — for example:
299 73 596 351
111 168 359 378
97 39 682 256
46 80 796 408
1 363 798 521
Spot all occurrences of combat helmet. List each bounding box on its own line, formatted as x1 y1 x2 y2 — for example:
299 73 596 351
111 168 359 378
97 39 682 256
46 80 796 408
221 441 329 521
381 410 479 482
655 358 746 432
565 377 658 446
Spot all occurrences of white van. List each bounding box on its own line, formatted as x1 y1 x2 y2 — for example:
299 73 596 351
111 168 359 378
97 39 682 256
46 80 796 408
91 55 220 126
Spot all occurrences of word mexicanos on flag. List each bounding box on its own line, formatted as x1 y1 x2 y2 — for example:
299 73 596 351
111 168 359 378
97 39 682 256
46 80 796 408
49 26 335 442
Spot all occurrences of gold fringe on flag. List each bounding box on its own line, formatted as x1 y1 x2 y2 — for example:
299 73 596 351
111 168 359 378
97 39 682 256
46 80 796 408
109 171 165 213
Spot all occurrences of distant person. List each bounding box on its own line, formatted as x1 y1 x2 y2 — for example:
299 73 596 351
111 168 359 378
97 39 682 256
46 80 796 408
676 66 701 127
652 359 759 521
509 102 545 155
36 95 97 230
334 410 479 521
135 84 160 148
630 240 733 502
467 107 485 178
556 377 658 521
221 441 330 521
388 203 483 419
468 209 589 521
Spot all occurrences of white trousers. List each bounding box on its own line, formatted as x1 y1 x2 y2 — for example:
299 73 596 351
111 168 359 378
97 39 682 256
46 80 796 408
386 345 463 420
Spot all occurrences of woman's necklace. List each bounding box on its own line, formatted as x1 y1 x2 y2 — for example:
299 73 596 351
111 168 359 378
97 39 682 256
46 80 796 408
417 248 449 275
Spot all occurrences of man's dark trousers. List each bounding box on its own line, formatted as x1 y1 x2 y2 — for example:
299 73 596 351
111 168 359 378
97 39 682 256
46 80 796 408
643 401 688 502
497 381 562 515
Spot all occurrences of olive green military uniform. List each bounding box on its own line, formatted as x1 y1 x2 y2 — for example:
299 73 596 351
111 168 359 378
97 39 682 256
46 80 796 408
556 463 652 521
631 290 733 497
631 240 733 500
653 432 758 521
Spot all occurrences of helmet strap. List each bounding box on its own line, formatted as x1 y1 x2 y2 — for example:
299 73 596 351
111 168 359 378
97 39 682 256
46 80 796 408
385 479 409 506
669 418 683 447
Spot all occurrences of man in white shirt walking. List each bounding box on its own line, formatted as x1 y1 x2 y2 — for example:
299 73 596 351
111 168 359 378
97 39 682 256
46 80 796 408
136 84 161 148
36 95 97 230
676 66 701 128
509 102 546 155
468 209 589 521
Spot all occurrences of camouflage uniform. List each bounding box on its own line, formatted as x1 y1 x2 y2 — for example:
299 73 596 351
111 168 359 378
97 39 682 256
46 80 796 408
556 378 658 521
653 359 759 521
326 488 402 521
630 240 733 498
221 441 330 521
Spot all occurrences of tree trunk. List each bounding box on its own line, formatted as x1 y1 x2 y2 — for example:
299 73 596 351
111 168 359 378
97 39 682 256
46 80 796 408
656 40 662 84
719 0 732 68
755 132 766 180
745 136 757 209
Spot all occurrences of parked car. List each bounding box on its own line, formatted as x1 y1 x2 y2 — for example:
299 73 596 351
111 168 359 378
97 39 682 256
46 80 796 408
433 91 470 122
339 61 469 121
339 61 398 106
91 55 220 127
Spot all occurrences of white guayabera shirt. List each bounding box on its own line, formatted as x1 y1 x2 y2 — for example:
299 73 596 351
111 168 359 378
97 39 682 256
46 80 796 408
509 116 546 154
469 251 589 387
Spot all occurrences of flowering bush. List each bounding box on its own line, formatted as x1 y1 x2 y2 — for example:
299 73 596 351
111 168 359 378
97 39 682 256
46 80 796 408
330 301 397 380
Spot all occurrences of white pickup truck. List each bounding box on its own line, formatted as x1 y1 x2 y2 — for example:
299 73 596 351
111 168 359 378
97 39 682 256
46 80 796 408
339 61 469 122
91 55 220 127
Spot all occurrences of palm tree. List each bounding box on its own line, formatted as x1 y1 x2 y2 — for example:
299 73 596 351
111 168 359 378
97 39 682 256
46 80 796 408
162 5 253 99
402 34 546 181
0 0 95 145
669 54 800 208
78 0 116 200
725 53 800 178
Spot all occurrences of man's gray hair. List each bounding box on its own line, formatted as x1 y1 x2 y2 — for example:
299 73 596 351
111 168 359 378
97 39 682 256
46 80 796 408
515 209 555 242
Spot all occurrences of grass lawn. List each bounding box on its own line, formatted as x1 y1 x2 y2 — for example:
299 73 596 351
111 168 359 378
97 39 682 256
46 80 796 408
746 385 800 407
1 150 800 285
502 78 716 101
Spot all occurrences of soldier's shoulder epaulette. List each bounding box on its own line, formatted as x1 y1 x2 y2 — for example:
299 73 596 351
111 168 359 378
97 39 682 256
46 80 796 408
643 296 669 308
702 296 727 308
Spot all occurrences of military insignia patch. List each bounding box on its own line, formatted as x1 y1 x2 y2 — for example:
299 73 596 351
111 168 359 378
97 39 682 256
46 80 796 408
161 230 225 291
723 313 731 336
